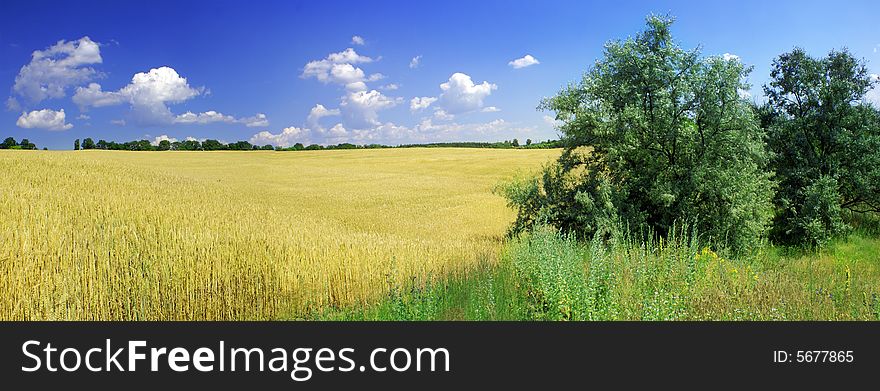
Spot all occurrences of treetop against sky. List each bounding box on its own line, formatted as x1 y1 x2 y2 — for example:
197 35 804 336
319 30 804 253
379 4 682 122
1 0 879 150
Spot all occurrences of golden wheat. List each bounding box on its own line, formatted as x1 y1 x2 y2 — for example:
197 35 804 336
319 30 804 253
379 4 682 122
0 148 557 320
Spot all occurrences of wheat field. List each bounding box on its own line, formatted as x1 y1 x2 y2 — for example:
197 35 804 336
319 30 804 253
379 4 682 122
0 148 558 320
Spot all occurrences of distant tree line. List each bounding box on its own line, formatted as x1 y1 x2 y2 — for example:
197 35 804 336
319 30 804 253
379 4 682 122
0 137 41 150
70 137 562 151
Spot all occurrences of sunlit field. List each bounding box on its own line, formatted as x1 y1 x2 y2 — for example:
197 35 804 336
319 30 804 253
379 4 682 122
0 148 559 320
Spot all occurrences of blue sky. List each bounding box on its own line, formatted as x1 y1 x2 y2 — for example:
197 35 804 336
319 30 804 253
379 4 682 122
2 0 879 150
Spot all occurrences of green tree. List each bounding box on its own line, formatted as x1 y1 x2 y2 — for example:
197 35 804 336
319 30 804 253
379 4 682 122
20 138 36 150
526 139 532 146
763 48 880 246
512 138 520 147
157 139 172 151
201 139 225 150
82 138 95 149
74 139 80 150
501 15 774 253
1 137 16 149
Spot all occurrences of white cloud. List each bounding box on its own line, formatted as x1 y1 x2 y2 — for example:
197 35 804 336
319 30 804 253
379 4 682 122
306 104 341 129
866 74 880 108
76 114 90 120
151 134 178 146
73 66 204 125
10 36 102 104
409 55 422 69
351 35 365 46
174 110 235 124
410 96 437 111
111 119 126 126
408 118 533 143
722 53 740 61
433 109 454 120
239 113 270 128
508 54 540 69
340 89 401 128
543 115 561 127
380 83 399 91
327 123 348 138
250 116 535 146
6 97 21 111
249 126 308 147
16 108 74 130
438 73 497 114
173 111 269 127
301 48 375 88
481 106 501 112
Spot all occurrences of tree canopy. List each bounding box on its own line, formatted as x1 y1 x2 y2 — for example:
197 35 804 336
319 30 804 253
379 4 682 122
763 48 880 246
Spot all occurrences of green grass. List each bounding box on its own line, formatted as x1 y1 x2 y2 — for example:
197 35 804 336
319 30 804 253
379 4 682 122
319 227 880 321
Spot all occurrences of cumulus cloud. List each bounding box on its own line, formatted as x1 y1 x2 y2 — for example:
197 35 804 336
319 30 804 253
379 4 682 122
16 108 74 130
249 126 309 147
437 73 497 114
250 115 535 146
351 35 365 46
172 111 269 127
409 55 422 69
301 48 375 89
381 83 399 91
306 104 341 129
72 66 204 125
508 54 540 69
433 109 454 120
10 36 102 104
410 96 437 111
239 113 270 127
151 134 178 146
174 110 235 124
722 53 740 61
340 89 401 128
481 106 500 112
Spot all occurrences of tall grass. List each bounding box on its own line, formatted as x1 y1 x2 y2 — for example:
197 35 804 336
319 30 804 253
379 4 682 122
332 225 880 321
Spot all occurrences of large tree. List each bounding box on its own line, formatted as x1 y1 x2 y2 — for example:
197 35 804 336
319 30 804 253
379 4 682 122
1 137 16 149
501 15 774 253
763 48 880 246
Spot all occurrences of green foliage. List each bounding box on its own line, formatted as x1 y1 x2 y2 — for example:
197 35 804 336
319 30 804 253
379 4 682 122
505 15 774 253
2 137 16 149
19 138 36 149
81 138 95 149
73 139 80 150
508 227 589 320
763 48 880 247
327 227 880 321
